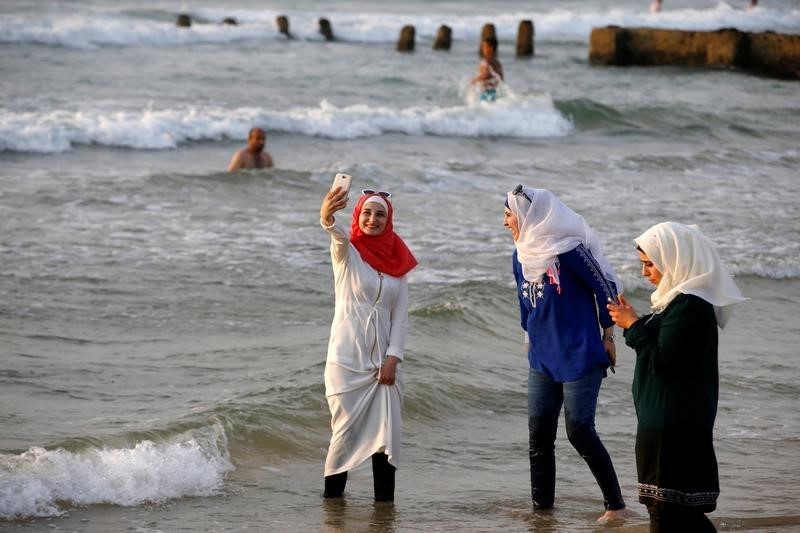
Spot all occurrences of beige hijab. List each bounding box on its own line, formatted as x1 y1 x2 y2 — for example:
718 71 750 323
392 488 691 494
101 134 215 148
635 222 747 329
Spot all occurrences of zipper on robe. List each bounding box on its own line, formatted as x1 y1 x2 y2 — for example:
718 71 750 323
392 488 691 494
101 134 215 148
368 272 384 370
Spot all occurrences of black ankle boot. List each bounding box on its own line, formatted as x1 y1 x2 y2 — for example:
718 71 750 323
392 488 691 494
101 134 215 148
324 471 348 498
372 453 396 502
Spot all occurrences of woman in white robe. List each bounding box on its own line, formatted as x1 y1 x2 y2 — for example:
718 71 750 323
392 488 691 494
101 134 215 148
319 185 417 502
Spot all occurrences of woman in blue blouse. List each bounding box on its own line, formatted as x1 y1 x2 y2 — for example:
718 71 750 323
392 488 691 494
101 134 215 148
504 185 627 523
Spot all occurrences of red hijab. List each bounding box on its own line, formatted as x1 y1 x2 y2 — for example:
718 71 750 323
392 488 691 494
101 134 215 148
350 193 417 278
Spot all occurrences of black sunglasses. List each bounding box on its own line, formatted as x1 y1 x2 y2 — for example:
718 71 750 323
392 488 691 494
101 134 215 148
512 184 532 203
361 189 392 199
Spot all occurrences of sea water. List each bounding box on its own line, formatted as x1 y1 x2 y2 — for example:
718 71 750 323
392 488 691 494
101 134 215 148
1 0 799 531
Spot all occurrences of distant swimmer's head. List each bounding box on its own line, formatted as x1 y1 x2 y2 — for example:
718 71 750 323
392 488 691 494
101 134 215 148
247 127 266 153
481 37 498 57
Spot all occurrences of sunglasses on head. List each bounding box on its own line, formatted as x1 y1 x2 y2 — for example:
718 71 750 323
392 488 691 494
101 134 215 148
361 189 392 199
512 184 532 203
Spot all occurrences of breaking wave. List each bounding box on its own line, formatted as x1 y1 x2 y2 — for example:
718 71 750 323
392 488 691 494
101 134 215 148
0 95 571 153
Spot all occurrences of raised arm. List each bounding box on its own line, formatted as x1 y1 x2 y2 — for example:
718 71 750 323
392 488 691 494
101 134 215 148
320 187 350 264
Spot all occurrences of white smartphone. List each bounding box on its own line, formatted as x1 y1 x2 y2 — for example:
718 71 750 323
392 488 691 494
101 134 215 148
331 172 353 195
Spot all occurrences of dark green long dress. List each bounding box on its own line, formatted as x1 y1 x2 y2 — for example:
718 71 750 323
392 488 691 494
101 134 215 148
624 293 720 513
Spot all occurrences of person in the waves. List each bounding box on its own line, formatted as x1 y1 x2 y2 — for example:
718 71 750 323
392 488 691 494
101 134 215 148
227 127 273 172
472 36 504 102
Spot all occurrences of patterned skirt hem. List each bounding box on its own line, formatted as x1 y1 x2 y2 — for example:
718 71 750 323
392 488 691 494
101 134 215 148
638 483 718 508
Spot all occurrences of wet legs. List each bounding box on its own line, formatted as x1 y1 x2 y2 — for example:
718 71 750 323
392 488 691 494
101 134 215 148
323 471 347 498
323 452 395 502
372 452 396 502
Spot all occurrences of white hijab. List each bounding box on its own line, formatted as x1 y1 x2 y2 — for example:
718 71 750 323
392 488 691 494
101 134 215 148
507 186 622 293
635 221 747 329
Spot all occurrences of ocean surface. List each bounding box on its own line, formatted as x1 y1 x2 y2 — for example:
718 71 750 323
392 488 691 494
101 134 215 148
2 0 799 531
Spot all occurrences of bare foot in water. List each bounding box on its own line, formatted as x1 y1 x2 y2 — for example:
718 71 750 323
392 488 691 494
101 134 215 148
597 507 633 524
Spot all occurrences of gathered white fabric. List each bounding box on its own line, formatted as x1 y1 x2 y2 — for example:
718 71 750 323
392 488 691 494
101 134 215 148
507 186 622 292
635 222 747 329
321 219 408 476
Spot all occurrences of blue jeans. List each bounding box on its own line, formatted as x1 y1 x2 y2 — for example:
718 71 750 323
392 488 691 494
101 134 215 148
527 367 625 510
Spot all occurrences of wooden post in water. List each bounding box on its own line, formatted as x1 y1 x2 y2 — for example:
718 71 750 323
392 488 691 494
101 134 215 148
175 14 192 28
397 25 416 52
479 23 496 55
517 20 534 57
433 25 452 50
276 15 292 38
319 18 334 41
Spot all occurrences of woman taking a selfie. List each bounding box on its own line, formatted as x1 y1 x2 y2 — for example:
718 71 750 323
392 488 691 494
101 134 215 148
319 183 417 503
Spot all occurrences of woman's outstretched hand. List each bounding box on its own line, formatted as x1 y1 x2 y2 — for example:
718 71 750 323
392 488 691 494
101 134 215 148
320 186 348 226
607 294 639 330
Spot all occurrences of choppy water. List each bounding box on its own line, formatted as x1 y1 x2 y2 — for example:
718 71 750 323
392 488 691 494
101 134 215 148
2 0 799 531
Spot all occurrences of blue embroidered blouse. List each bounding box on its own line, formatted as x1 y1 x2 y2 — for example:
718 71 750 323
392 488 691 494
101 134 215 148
513 244 619 382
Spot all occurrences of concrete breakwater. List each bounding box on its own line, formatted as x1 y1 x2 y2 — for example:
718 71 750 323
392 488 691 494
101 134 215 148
589 26 799 80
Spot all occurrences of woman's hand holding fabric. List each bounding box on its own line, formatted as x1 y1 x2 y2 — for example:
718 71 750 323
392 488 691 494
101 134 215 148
607 294 639 329
378 356 400 385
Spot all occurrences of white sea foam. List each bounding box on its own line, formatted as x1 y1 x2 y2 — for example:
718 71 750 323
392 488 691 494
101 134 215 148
0 424 233 520
0 3 797 48
0 95 571 153
0 12 272 49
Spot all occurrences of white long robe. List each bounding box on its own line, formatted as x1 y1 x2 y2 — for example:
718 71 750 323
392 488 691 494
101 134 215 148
321 220 408 476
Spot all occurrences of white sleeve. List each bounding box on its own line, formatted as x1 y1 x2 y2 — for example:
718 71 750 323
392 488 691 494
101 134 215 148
386 276 409 361
320 218 349 265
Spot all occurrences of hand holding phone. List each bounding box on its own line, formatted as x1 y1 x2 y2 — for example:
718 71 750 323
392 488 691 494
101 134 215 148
321 173 353 225
607 294 639 330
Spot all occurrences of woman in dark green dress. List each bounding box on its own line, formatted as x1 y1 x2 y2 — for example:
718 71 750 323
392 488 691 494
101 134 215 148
607 222 746 532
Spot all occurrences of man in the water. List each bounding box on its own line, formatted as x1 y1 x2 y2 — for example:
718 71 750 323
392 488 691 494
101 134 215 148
472 37 504 102
227 127 274 172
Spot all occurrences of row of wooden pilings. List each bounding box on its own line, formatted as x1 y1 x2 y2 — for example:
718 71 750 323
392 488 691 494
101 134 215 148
399 21 535 56
174 14 536 56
